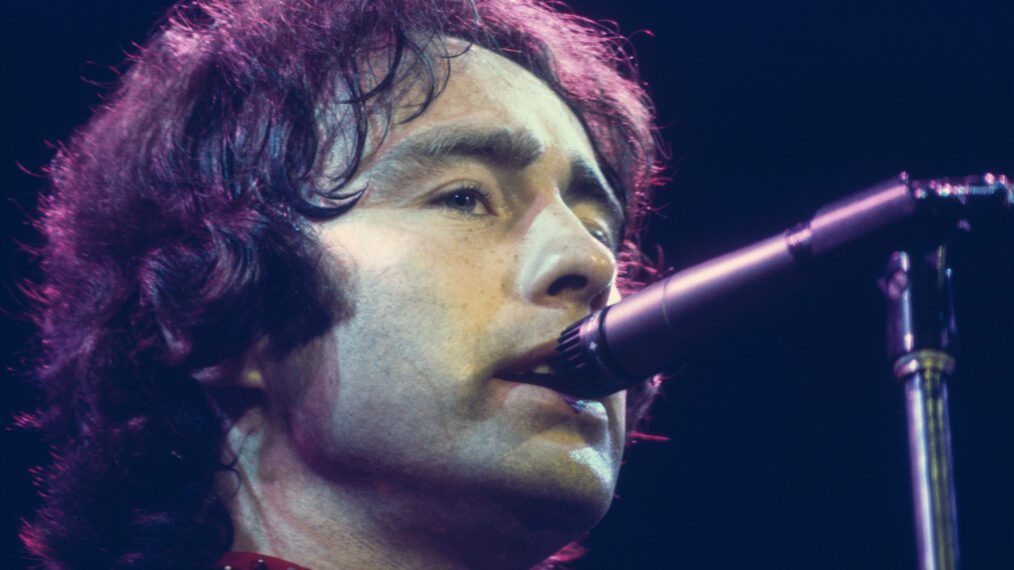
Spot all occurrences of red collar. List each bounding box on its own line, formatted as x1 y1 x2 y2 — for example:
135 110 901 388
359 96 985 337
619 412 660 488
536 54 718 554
217 552 313 570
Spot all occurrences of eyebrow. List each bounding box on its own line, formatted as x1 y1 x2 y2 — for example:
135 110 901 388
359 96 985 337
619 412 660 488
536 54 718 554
371 126 544 180
368 125 625 236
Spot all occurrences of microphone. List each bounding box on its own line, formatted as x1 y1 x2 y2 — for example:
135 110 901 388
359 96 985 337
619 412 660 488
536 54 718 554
537 172 1012 399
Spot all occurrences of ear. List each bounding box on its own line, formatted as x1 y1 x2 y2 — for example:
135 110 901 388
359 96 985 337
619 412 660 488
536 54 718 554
190 337 270 390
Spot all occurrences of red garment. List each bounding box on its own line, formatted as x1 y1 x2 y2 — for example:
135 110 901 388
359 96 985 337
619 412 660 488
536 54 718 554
216 552 313 570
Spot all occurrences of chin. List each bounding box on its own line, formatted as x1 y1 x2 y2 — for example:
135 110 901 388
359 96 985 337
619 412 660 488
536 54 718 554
484 446 620 537
458 482 613 570
499 483 615 570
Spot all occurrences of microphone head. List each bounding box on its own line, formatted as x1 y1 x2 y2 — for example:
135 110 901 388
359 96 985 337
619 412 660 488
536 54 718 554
548 310 646 399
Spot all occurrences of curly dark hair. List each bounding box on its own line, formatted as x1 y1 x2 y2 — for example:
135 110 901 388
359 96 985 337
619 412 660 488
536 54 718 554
22 0 664 567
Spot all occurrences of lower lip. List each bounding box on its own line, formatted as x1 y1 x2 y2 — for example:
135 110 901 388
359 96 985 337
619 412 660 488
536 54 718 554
560 395 608 417
498 378 610 420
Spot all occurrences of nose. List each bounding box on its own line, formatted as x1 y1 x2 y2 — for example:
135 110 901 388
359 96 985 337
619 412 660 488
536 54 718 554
517 203 617 311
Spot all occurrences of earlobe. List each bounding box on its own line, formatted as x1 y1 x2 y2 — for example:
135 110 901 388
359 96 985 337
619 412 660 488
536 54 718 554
235 358 267 390
190 338 270 390
193 341 272 429
235 338 270 390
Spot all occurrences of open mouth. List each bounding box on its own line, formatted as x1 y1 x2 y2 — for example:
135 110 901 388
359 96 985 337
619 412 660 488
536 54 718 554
500 364 603 415
499 361 569 391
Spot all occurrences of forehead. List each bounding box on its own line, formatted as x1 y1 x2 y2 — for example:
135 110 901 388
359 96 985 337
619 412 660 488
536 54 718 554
350 43 623 217
396 43 586 136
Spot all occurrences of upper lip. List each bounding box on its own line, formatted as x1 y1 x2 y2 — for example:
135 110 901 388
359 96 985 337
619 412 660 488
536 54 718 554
493 338 601 403
493 340 562 380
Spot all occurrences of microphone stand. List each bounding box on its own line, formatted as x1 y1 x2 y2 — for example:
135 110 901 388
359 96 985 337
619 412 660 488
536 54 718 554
548 172 1011 568
883 245 960 570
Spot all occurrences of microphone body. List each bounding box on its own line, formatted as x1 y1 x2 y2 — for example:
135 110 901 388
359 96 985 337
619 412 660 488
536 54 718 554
544 173 1011 399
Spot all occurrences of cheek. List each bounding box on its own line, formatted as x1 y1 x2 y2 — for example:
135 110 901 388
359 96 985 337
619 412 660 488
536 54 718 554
291 219 509 446
283 326 459 473
324 215 503 285
326 218 512 331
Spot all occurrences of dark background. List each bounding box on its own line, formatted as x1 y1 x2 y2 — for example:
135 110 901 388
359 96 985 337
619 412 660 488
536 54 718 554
3 1 1012 568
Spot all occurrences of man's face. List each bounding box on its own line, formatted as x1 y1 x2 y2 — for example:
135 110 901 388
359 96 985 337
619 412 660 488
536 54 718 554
267 44 626 532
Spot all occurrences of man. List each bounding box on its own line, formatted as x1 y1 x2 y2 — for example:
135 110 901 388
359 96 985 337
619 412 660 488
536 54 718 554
23 0 662 568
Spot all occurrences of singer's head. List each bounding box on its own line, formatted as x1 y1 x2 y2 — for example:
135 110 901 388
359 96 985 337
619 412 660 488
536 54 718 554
23 1 664 568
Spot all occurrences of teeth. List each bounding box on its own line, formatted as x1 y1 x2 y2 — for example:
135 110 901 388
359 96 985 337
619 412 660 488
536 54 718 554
530 363 552 374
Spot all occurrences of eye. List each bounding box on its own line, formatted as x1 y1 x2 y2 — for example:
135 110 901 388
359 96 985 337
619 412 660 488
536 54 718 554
585 223 618 252
588 227 610 246
437 185 493 216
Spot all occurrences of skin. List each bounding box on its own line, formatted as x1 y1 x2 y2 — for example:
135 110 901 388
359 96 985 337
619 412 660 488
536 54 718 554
221 43 628 569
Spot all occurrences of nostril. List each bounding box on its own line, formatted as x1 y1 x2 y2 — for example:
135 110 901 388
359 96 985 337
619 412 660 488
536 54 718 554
547 275 588 296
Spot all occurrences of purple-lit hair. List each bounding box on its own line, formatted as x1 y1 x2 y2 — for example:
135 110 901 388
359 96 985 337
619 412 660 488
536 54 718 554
24 0 663 567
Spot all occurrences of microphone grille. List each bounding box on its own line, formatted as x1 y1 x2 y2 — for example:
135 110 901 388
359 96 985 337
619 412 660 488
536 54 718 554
551 313 630 399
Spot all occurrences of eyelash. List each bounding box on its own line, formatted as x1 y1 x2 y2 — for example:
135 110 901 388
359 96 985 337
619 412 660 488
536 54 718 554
587 226 613 249
433 185 618 249
435 184 494 216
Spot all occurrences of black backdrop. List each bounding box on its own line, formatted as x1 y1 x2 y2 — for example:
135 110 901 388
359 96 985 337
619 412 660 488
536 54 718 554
3 1 1012 568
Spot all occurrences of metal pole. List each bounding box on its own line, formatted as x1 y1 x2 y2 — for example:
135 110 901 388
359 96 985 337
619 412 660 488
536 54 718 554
883 250 961 570
898 356 960 570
